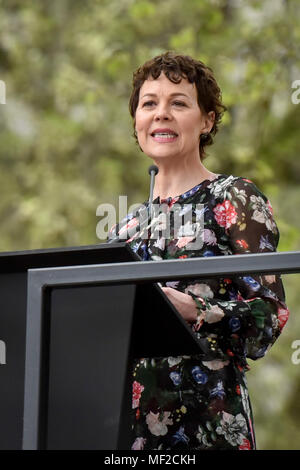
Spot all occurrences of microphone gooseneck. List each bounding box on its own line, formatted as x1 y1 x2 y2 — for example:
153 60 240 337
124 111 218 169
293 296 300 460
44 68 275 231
148 165 159 220
107 165 159 243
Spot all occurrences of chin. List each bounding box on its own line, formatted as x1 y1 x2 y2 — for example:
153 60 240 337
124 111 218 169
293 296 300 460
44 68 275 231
146 147 180 159
148 153 177 161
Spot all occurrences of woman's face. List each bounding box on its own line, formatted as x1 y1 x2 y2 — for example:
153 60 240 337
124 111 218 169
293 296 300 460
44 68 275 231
135 73 214 162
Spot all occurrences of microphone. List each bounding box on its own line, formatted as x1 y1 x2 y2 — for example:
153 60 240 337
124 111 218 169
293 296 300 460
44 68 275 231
148 164 159 220
107 164 159 243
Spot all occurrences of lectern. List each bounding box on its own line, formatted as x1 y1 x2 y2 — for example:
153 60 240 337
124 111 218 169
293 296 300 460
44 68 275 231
0 242 203 450
3 243 298 449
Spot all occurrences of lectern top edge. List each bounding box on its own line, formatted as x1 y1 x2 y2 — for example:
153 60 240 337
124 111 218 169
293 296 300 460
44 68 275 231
0 242 139 273
0 241 130 258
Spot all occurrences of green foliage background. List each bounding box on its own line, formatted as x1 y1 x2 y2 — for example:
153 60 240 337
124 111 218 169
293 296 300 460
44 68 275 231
0 0 300 449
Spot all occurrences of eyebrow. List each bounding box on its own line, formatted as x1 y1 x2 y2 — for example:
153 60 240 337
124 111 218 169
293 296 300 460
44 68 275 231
141 92 191 99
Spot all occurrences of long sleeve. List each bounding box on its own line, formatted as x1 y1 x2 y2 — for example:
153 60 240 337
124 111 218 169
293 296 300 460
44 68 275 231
189 177 289 366
106 201 151 251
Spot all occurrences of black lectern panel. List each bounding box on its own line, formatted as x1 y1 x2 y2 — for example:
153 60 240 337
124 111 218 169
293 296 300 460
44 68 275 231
47 284 136 450
0 243 138 450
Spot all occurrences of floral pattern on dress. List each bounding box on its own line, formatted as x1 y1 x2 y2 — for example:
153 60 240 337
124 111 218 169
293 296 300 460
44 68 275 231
108 174 290 450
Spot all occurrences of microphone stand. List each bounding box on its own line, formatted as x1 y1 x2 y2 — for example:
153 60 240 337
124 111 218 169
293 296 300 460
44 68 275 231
107 165 159 243
148 164 159 222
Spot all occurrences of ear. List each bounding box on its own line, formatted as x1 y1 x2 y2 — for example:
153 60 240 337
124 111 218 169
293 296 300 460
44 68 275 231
203 111 215 133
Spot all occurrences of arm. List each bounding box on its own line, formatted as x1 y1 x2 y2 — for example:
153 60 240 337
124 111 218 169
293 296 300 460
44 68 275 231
160 178 290 364
188 177 289 363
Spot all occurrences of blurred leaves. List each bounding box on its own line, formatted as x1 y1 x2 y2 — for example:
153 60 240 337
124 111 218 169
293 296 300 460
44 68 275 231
0 0 300 449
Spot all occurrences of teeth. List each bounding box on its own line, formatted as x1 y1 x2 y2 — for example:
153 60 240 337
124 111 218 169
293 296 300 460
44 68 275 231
153 133 177 138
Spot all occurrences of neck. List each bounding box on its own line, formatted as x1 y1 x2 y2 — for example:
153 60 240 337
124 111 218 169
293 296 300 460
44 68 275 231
151 155 217 200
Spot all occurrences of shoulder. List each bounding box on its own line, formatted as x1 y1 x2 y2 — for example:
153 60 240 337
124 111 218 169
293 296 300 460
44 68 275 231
209 174 277 226
210 175 279 239
208 174 269 204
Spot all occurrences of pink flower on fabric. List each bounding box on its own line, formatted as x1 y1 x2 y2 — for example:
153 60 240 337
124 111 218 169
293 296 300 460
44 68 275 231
146 411 173 436
242 178 253 183
263 275 276 285
185 283 213 298
213 200 238 229
161 196 179 209
203 229 217 245
266 200 274 215
235 239 249 250
236 292 245 301
131 437 146 450
205 304 225 323
176 236 195 248
119 217 138 235
132 381 144 409
278 307 289 330
239 438 251 450
168 196 179 209
202 359 230 370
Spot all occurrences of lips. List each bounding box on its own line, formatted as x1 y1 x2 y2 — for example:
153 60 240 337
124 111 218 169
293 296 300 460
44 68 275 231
150 128 178 142
151 134 178 143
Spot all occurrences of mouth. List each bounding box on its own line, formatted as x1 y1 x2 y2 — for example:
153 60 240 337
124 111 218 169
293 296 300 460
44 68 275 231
150 129 178 143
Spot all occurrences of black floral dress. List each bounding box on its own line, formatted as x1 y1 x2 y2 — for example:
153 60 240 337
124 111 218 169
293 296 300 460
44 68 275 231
107 174 290 450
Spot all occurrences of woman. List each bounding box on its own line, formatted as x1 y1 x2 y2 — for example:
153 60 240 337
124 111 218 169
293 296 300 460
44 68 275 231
108 51 289 450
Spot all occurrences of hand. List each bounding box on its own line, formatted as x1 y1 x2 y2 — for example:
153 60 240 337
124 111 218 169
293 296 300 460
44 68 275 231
161 287 199 323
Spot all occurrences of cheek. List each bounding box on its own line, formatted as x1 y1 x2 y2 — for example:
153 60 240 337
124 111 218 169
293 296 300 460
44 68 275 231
135 111 149 134
181 124 201 142
180 113 202 137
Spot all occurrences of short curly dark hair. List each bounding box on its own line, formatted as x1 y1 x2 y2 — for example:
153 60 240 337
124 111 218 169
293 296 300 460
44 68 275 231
129 51 227 161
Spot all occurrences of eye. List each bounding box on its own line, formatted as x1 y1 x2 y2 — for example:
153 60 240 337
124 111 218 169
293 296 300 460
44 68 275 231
142 100 186 107
142 101 154 107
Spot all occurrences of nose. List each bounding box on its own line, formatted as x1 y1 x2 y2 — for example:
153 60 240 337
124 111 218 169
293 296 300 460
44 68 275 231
154 103 172 121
